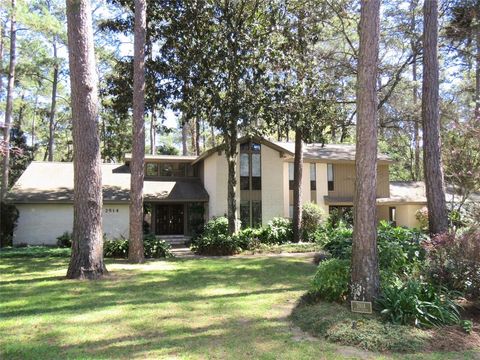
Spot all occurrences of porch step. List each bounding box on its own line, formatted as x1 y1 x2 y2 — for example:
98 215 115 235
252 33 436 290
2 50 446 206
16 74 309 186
157 235 191 246
170 247 195 258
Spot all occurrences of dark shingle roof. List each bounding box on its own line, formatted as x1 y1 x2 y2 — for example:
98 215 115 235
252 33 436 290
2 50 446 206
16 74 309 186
7 162 209 203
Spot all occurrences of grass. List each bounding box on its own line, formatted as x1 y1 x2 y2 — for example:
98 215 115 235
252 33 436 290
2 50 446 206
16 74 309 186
1 248 478 359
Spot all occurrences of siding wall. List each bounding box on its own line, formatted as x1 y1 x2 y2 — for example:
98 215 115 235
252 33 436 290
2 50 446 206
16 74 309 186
261 145 285 224
13 203 129 245
328 163 389 198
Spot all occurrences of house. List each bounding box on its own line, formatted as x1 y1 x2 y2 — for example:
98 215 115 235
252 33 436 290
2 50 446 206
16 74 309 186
7 137 428 245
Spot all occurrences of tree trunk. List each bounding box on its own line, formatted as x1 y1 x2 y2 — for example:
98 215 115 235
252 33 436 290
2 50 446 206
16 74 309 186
182 120 188 155
225 129 238 235
48 37 58 162
65 0 106 280
292 129 303 243
0 21 4 98
351 0 381 303
190 118 197 154
150 110 156 155
411 0 421 181
195 117 201 155
2 0 16 201
128 0 147 263
476 27 480 121
422 0 448 236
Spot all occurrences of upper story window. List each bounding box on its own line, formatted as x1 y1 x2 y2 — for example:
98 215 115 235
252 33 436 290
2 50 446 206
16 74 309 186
288 162 294 190
145 162 192 177
327 163 334 191
310 163 316 190
240 141 261 190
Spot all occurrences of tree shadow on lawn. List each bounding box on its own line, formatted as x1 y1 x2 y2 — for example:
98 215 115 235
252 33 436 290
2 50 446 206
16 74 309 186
0 257 315 319
3 314 311 360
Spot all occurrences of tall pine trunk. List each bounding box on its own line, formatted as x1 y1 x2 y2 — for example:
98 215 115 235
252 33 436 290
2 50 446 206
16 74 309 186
292 129 303 243
128 0 147 263
1 0 16 201
182 120 188 155
48 37 58 162
66 0 106 280
351 0 381 303
422 0 448 236
411 0 420 181
225 129 238 235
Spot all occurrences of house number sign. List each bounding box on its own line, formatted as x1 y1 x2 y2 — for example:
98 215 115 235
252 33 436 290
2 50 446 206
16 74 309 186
104 208 120 213
351 300 372 314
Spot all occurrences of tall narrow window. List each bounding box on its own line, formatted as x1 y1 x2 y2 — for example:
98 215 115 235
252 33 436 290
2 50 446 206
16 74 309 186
327 163 334 191
289 162 294 190
240 153 250 190
239 140 262 227
310 163 316 190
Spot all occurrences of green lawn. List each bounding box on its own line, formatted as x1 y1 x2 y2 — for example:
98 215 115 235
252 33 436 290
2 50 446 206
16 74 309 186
0 253 477 359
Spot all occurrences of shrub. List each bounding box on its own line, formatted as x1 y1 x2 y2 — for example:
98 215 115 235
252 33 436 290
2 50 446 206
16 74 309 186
143 234 172 258
191 217 241 255
322 224 353 259
311 258 350 302
103 237 129 258
376 280 461 328
322 222 426 282
264 217 292 244
103 235 172 258
415 207 429 232
56 231 72 248
0 203 19 247
425 228 480 299
301 203 325 241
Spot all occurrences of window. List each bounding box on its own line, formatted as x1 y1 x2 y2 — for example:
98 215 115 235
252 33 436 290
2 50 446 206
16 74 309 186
252 201 262 228
329 206 353 226
239 140 262 227
289 163 294 190
389 207 397 226
310 163 316 190
240 201 250 229
240 153 250 190
327 163 334 191
252 153 261 190
146 163 158 176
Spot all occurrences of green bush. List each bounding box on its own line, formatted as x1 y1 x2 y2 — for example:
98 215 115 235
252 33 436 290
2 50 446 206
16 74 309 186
143 235 172 258
376 280 461 328
104 235 172 258
301 203 325 241
56 232 72 248
311 259 350 302
103 237 129 258
322 221 426 282
191 217 241 255
263 217 292 244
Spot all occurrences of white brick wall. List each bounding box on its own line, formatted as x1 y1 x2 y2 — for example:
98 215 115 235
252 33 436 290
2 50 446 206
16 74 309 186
13 203 129 245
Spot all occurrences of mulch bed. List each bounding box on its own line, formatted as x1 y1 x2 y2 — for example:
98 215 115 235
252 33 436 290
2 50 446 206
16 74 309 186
426 301 480 352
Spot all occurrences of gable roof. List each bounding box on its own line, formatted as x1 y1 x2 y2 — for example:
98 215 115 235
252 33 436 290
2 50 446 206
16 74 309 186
192 136 393 164
7 162 209 204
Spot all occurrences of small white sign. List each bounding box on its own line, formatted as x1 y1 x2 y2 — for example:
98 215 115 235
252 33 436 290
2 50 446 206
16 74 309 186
351 300 372 314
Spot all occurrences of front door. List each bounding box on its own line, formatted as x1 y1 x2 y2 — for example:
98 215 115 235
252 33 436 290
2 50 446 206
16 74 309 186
155 204 184 235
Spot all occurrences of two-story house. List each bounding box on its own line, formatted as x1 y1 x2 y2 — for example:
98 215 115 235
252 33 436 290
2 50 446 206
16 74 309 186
8 136 427 245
